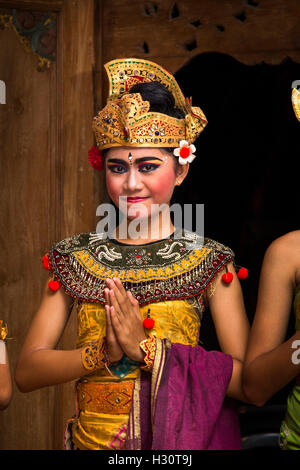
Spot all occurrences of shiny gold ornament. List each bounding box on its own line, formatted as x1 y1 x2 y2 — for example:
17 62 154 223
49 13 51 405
0 320 8 341
139 335 156 371
292 88 300 121
81 338 109 372
93 58 207 151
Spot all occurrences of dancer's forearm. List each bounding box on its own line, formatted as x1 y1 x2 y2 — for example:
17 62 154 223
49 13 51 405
15 347 89 392
243 331 300 406
227 358 250 403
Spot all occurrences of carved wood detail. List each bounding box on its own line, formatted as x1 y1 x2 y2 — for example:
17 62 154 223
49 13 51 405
0 8 56 70
100 0 300 74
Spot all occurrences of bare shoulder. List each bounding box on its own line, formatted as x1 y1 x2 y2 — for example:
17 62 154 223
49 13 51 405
263 231 300 285
14 274 75 366
265 231 300 260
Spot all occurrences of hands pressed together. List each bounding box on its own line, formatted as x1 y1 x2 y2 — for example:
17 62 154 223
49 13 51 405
104 278 147 363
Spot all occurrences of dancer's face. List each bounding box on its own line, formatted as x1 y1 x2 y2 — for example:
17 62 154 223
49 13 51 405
105 146 188 219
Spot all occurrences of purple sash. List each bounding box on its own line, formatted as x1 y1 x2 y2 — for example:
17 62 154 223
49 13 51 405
126 340 241 450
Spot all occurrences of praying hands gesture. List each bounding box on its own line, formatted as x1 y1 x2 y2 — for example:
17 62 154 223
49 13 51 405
104 278 147 363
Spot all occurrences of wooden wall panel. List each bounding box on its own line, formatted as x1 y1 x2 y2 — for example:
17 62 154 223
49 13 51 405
100 0 300 74
0 26 57 450
0 0 96 449
53 0 96 450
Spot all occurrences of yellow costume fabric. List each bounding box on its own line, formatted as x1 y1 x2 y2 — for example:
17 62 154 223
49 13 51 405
72 299 202 450
47 230 234 450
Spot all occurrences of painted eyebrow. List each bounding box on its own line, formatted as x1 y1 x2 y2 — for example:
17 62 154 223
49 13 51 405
107 157 163 165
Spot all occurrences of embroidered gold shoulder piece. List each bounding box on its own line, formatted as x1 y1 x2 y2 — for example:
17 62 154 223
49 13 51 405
48 231 234 306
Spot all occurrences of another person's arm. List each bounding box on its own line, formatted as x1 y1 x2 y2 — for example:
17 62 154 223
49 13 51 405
243 233 300 406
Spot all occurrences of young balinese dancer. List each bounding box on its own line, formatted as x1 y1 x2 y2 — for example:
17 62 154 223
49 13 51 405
16 58 249 450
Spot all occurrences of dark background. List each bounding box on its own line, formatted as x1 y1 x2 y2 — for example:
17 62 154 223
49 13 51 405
173 53 300 440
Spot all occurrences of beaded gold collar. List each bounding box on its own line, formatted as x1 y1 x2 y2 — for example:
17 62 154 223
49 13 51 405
48 230 234 306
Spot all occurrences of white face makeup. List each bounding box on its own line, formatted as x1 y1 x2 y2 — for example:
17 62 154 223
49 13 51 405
103 146 190 240
104 147 182 240
105 148 178 217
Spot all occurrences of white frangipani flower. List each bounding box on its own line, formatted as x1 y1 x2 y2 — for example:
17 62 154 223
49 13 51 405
173 140 196 165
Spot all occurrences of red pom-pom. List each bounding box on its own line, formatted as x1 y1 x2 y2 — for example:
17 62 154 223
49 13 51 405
42 254 51 271
237 267 248 280
143 318 155 329
88 145 104 171
179 146 191 159
48 280 60 292
222 272 233 284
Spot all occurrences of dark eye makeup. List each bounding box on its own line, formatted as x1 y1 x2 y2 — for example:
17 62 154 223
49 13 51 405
107 164 127 174
138 162 160 172
107 161 161 174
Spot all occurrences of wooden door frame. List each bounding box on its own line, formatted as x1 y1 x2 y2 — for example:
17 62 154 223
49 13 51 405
53 0 96 449
0 1 63 10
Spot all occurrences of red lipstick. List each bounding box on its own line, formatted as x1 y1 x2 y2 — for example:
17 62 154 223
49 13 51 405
127 197 149 203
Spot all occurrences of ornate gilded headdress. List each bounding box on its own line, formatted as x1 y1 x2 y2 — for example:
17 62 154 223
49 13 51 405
92 58 207 158
292 88 300 121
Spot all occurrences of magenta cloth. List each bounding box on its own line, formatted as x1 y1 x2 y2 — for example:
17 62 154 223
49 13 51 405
151 342 241 450
126 341 242 450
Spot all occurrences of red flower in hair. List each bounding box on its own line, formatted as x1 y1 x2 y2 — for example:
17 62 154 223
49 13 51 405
88 146 104 171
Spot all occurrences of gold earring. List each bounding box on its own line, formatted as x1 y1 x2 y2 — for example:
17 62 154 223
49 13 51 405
176 180 181 186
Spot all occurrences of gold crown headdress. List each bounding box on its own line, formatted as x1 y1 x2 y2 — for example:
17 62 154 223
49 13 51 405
92 58 207 155
292 88 300 121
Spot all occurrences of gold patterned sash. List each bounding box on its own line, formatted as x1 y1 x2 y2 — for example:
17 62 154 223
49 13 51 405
77 381 135 415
